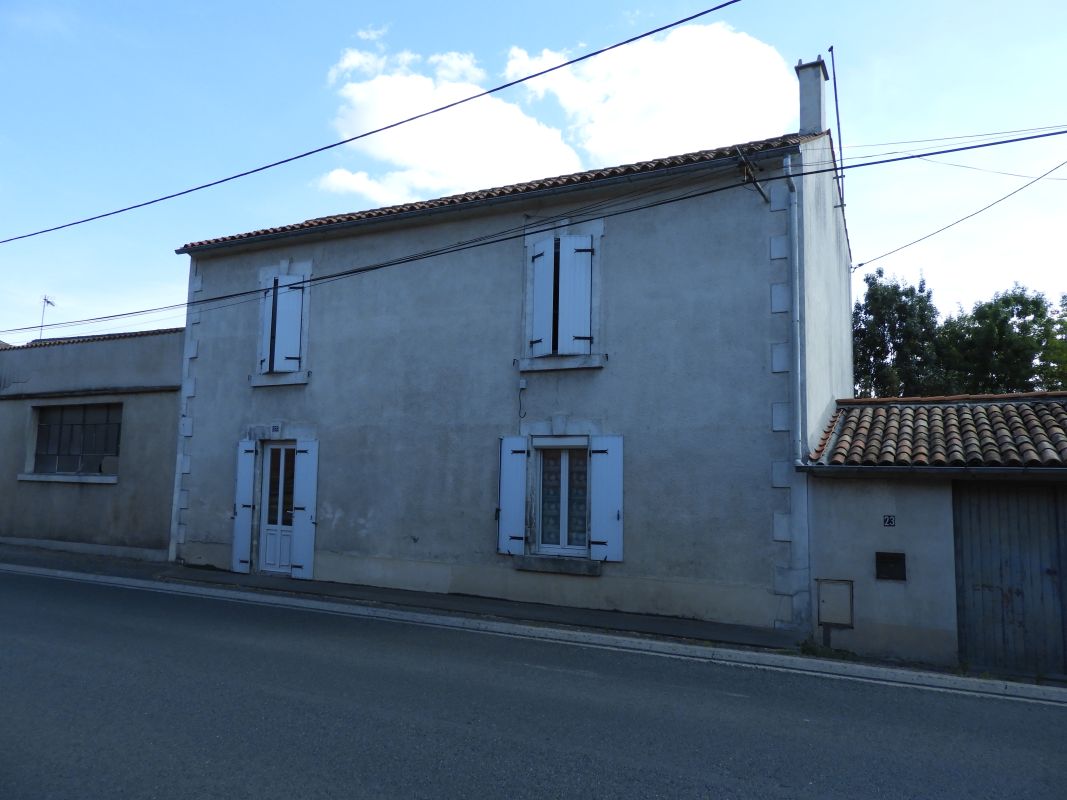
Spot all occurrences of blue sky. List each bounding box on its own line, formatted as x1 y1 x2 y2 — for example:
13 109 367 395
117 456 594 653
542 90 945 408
1 0 1064 344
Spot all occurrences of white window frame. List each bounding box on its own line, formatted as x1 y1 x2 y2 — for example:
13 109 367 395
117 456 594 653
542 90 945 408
533 436 591 557
520 221 605 373
252 260 312 387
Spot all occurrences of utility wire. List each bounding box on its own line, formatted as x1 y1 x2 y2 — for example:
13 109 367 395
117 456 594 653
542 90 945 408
5 126 1067 339
0 170 694 335
0 0 743 247
856 155 1067 269
844 124 1067 150
766 130 1067 173
918 157 1067 181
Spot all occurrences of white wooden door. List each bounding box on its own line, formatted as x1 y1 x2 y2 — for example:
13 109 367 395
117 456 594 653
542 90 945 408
259 442 298 574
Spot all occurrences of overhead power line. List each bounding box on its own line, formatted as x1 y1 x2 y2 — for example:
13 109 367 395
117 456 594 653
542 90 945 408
856 155 1067 269
918 157 1067 181
0 0 743 247
5 126 1067 341
844 124 1067 150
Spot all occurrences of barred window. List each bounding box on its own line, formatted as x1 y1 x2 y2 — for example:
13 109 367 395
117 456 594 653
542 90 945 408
34 404 122 475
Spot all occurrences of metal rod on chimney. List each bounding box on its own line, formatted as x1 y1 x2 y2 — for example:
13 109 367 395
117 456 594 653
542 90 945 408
828 45 845 206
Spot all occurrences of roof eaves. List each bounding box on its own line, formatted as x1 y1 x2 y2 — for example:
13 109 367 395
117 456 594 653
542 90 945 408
177 132 818 255
839 390 1067 406
6 327 185 350
801 464 1067 479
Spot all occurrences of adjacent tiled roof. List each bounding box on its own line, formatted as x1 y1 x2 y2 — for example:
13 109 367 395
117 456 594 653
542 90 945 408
810 393 1067 468
178 132 821 252
3 327 184 350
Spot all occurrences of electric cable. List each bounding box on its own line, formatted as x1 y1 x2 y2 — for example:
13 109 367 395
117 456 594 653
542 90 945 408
0 169 701 336
917 157 1067 181
844 124 1067 150
856 155 1067 268
4 126 1067 340
0 0 743 247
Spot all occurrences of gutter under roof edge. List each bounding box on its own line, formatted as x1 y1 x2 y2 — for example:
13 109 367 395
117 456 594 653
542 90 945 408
176 143 803 256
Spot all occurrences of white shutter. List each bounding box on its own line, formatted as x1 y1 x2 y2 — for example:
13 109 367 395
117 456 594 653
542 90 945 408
289 439 318 579
497 436 528 555
272 274 304 373
231 439 256 573
529 238 553 357
258 280 274 374
589 435 623 562
556 234 592 355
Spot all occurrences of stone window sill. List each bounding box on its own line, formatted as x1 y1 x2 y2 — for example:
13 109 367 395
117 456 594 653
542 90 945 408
512 554 602 576
250 370 310 388
17 473 118 485
518 354 606 373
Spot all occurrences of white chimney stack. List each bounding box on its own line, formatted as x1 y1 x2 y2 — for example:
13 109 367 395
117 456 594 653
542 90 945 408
795 56 829 134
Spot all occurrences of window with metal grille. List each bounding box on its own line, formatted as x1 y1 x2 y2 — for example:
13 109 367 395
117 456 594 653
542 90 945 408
34 403 122 474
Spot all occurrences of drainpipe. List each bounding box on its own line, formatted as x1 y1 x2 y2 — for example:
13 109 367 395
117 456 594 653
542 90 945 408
785 156 804 466
784 154 811 630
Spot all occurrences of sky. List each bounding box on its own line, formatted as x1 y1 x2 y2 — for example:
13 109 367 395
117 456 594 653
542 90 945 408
1 0 1065 345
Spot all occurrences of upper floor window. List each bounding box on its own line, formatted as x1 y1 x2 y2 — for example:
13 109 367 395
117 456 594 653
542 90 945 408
34 403 121 475
259 274 306 374
528 234 594 357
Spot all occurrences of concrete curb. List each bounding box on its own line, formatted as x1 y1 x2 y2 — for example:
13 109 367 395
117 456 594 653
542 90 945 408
4 561 1066 707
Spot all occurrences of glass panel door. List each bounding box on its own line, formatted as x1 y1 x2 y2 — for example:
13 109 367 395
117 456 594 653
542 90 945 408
260 443 297 573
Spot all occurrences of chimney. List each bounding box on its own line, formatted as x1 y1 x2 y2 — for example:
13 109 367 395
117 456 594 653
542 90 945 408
795 56 829 134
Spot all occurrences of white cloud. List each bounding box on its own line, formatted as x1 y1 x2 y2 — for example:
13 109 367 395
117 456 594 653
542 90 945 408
319 22 796 208
357 25 388 41
505 22 796 166
320 50 582 205
328 48 387 85
428 52 485 84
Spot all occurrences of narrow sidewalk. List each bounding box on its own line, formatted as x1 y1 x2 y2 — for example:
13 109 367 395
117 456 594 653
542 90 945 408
3 541 1066 706
0 541 793 649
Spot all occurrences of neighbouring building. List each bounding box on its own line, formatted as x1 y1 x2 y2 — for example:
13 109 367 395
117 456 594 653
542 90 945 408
168 57 852 636
806 393 1067 678
0 329 183 560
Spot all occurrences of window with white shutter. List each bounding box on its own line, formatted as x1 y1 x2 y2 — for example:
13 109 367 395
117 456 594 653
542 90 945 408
496 434 623 562
527 235 593 358
259 274 306 374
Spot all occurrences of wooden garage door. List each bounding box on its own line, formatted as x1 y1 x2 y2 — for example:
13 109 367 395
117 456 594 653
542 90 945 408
954 482 1067 678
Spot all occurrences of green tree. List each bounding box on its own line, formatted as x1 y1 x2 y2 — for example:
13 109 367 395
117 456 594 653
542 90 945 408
1039 294 1067 391
852 268 944 397
939 286 1057 394
853 274 1066 398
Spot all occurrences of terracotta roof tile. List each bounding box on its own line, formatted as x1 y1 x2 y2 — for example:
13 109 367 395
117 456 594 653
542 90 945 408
177 132 820 252
809 393 1067 469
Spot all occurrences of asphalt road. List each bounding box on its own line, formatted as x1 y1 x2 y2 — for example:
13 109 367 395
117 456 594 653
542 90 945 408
1 572 1063 799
